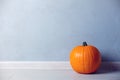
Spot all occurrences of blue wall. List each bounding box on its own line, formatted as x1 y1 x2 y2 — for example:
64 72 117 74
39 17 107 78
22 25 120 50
0 0 120 61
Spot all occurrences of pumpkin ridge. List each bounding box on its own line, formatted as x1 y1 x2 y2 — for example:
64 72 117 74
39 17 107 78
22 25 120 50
83 47 85 73
86 47 90 73
88 47 93 73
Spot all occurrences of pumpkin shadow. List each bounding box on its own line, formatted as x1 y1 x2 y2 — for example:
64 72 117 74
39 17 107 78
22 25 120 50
94 56 120 74
95 62 119 74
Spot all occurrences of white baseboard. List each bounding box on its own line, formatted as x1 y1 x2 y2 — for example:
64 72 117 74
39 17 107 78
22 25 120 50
0 61 120 70
0 61 71 69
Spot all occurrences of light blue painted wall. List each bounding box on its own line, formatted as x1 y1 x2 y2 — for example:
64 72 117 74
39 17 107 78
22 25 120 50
0 0 120 61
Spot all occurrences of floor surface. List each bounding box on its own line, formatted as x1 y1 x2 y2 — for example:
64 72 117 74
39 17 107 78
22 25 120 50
0 68 120 80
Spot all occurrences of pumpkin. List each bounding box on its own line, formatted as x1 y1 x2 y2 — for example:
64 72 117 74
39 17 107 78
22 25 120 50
70 42 101 74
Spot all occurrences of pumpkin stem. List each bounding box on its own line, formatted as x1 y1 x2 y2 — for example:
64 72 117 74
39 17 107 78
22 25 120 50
83 42 87 46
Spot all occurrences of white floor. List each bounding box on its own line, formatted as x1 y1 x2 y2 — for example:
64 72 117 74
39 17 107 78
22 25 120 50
0 62 120 80
0 68 120 80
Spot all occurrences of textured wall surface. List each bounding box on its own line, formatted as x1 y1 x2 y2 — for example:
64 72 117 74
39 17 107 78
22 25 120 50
0 0 120 61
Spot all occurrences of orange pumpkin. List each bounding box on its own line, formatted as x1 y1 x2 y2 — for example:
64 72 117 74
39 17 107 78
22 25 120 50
70 42 101 74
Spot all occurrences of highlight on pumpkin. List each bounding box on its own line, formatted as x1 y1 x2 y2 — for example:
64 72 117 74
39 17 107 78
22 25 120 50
70 42 101 74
